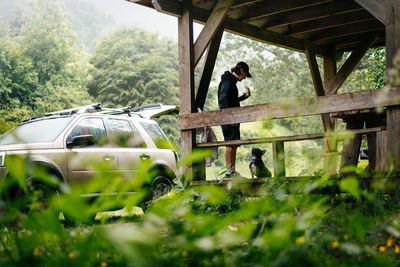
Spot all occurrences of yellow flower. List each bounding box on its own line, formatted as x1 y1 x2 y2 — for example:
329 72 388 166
101 262 107 267
73 239 78 244
68 251 76 259
331 241 339 249
379 245 386 252
181 250 188 257
343 234 348 240
296 236 304 244
191 227 197 234
386 238 394 247
33 247 43 257
395 245 400 254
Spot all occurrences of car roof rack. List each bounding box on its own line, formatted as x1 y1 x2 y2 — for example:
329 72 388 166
44 103 102 116
130 104 163 112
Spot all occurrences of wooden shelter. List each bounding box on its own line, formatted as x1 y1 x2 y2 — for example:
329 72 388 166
128 0 400 180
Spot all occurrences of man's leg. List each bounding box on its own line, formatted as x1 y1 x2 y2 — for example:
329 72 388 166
231 146 238 170
225 146 233 171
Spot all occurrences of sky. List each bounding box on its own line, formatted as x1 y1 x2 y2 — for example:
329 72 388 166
82 0 203 40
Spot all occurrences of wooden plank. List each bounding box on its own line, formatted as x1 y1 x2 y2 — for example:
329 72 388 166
323 46 337 172
287 10 374 36
376 130 387 171
193 0 233 66
238 0 330 22
178 88 400 130
272 141 285 177
178 2 196 176
304 41 324 96
304 41 333 134
355 0 386 24
386 0 400 167
317 30 384 46
231 0 261 10
309 20 384 42
387 107 400 168
196 127 383 148
261 0 363 29
325 34 378 95
151 0 328 57
195 28 224 110
340 118 363 172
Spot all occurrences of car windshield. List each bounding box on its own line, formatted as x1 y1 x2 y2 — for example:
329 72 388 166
0 117 72 145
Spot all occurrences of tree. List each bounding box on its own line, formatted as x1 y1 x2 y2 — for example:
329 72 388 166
0 0 93 133
88 26 180 145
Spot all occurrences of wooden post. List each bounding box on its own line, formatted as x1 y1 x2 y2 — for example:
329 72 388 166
178 1 196 179
386 0 400 169
272 141 285 177
195 28 224 110
323 46 337 173
340 118 364 173
376 130 388 171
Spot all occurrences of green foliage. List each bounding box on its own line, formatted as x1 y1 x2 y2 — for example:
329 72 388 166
2 153 400 266
0 0 93 134
88 26 180 146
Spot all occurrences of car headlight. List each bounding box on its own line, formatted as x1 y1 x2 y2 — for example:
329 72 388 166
0 152 5 167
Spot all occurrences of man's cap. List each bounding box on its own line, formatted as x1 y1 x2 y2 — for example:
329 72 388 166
236 61 252 78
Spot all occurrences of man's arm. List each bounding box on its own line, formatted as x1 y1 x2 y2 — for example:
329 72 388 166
238 87 251 101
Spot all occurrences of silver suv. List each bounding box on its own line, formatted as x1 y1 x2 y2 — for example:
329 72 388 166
0 103 179 200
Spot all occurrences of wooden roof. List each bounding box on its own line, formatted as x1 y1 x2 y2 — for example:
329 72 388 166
128 0 385 57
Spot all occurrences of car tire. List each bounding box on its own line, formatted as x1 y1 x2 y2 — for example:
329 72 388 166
17 176 60 213
151 176 173 200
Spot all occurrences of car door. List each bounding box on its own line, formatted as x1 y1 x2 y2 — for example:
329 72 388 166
105 118 149 181
65 117 118 184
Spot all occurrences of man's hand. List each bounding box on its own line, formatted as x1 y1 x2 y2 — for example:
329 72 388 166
246 87 251 97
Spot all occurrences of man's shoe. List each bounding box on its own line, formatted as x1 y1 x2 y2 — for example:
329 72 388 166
230 170 242 178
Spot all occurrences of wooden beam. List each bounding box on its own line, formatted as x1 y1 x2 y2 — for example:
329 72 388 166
304 41 333 133
317 30 384 46
151 0 328 57
178 1 196 173
261 0 362 29
178 88 400 130
196 127 384 147
386 0 400 167
231 0 261 10
304 42 324 96
193 0 233 66
195 28 224 110
308 20 384 42
325 34 378 95
339 118 363 172
239 0 330 23
287 10 374 36
272 141 286 177
355 0 386 24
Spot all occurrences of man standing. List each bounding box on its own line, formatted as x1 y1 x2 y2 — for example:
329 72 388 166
218 61 252 178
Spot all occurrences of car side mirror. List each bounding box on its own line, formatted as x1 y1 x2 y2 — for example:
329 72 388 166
67 135 95 148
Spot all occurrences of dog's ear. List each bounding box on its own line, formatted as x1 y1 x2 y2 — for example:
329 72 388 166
261 150 266 155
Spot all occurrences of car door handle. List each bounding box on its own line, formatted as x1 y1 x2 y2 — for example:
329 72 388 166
140 154 151 161
103 155 115 161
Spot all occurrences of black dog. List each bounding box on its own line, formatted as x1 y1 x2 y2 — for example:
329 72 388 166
249 148 272 179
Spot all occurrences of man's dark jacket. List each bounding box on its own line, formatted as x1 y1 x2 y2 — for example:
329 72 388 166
218 71 246 109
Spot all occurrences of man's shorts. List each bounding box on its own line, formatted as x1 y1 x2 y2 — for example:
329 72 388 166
221 124 240 141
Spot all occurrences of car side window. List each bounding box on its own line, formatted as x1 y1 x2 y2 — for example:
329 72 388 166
67 117 107 147
107 118 146 148
139 121 172 149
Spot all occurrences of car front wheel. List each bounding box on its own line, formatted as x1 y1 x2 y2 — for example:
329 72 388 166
151 176 173 200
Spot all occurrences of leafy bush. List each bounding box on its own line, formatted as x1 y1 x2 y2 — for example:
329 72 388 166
1 151 400 266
